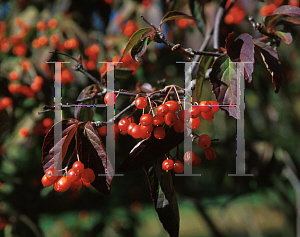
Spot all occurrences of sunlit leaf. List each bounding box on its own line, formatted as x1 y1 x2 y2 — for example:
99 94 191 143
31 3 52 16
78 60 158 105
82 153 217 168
275 31 293 44
131 37 152 62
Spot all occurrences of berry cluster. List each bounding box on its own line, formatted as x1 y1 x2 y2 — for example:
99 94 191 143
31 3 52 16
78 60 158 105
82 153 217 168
41 161 95 192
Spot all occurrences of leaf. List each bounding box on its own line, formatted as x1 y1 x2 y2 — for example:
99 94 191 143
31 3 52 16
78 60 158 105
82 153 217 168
131 37 152 62
195 55 214 102
144 158 179 237
273 5 300 16
209 55 241 119
117 127 184 172
118 28 152 63
275 31 293 44
254 41 283 93
188 0 206 36
264 5 300 28
279 16 300 25
159 11 197 31
74 84 102 121
114 66 134 80
76 122 114 195
42 119 79 172
226 33 255 83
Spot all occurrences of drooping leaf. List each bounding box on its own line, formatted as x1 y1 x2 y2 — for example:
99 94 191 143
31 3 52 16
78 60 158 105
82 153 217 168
118 28 152 63
76 122 114 195
114 66 134 80
264 5 300 28
159 11 197 31
74 84 102 121
226 33 255 83
117 127 184 172
131 37 152 62
188 0 206 36
42 119 79 171
275 31 293 44
209 55 241 119
195 55 213 101
273 5 300 16
279 16 300 25
254 41 283 93
144 158 179 237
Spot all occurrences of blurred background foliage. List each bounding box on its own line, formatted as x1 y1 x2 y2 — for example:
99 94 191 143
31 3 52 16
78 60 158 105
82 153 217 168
0 0 300 236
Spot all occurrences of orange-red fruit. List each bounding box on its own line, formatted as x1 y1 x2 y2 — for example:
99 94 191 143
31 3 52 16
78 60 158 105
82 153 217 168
82 180 92 187
209 100 220 113
189 106 201 118
153 127 166 139
178 110 190 123
104 92 116 106
162 159 174 171
97 126 107 136
156 104 169 116
173 119 185 133
173 160 184 173
201 111 214 121
2 97 12 107
127 122 137 136
45 168 58 182
199 101 212 113
9 71 19 81
54 176 71 192
205 147 217 161
131 125 142 139
183 151 196 164
118 118 130 131
192 156 202 167
37 21 47 31
198 134 211 149
43 118 53 127
165 100 179 113
72 161 85 174
140 114 153 126
135 97 148 109
152 115 164 126
164 112 177 126
41 175 54 187
81 168 96 183
19 127 29 137
70 179 82 191
48 18 58 29
140 124 153 134
67 169 80 183
188 117 201 129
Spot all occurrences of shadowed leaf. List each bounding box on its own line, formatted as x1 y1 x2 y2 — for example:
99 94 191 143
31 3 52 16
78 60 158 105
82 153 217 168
114 66 134 79
195 55 213 101
188 0 206 36
275 31 293 44
159 11 197 31
264 6 300 28
131 37 152 62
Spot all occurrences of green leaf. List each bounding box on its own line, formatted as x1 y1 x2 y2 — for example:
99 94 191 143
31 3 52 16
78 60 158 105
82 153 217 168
159 11 197 31
275 31 293 44
118 28 152 63
114 66 134 80
195 55 213 102
131 37 152 62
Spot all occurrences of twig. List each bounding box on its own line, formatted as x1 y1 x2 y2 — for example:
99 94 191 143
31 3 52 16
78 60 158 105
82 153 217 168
213 0 227 49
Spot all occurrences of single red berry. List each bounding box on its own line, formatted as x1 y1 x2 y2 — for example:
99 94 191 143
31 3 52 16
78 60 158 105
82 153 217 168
42 118 53 128
188 117 201 129
140 114 153 126
54 176 71 192
165 100 179 113
72 161 84 174
2 97 12 107
45 167 58 182
173 160 184 173
97 126 107 136
135 97 147 109
82 180 92 187
153 126 166 139
120 130 128 135
19 127 29 137
183 151 196 164
127 122 137 136
201 111 214 120
104 92 116 106
178 110 190 123
199 101 212 113
81 168 95 183
162 159 174 171
118 118 130 131
192 156 202 167
205 147 216 161
131 125 142 139
41 175 54 187
173 119 185 133
164 112 177 126
198 134 211 149
141 132 151 139
67 169 80 183
70 179 82 191
156 104 169 116
209 100 220 113
140 124 153 134
189 106 201 118
152 115 164 126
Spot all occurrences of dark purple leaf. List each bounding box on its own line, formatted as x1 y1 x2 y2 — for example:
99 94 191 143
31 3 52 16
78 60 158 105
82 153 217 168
273 5 300 16
117 127 184 172
42 119 79 172
254 41 283 93
264 6 300 28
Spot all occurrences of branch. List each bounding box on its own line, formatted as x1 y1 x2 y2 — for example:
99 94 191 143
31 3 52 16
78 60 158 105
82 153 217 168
213 0 227 49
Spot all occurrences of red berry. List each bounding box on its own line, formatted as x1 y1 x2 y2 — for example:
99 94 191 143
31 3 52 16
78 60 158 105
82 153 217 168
82 180 92 187
205 147 216 161
2 97 12 107
153 127 166 139
104 92 116 106
189 106 201 118
164 112 177 126
72 161 84 174
140 114 153 126
156 104 169 116
173 119 185 133
198 134 211 149
97 126 107 136
140 124 153 134
118 118 130 131
45 168 58 182
135 97 147 109
192 156 201 167
141 132 151 139
199 101 212 113
127 122 137 136
188 117 201 129
42 118 53 128
67 169 80 183
19 127 29 137
165 100 179 113
178 110 190 123
41 175 54 187
131 125 142 139
183 151 196 164
173 160 184 173
162 159 174 171
152 115 164 126
201 111 214 120
80 168 95 183
54 176 71 192
70 179 82 191
209 100 220 113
